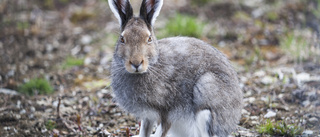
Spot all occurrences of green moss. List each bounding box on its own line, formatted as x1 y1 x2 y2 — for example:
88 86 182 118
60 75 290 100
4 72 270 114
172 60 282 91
233 11 251 21
257 119 304 136
16 22 29 30
280 31 311 63
70 10 95 24
191 0 222 6
160 14 205 39
18 78 54 96
62 56 84 69
45 120 56 130
266 11 279 21
44 0 54 9
59 0 69 3
311 0 320 18
191 0 211 6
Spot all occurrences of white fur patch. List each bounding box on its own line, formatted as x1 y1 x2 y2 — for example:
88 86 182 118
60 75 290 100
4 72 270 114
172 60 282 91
150 0 163 25
121 30 126 36
196 110 211 137
108 0 122 25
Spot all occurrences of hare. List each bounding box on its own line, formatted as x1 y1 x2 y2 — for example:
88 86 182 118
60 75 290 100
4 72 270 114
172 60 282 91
108 0 243 137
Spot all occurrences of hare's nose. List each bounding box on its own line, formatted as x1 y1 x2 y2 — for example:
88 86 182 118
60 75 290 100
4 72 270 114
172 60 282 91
130 60 143 70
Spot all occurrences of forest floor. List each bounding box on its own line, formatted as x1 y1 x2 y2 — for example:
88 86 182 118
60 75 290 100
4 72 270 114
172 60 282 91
0 0 319 136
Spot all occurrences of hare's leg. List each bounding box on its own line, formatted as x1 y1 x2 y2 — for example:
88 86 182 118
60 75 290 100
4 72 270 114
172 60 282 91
160 121 171 137
152 114 171 137
139 119 156 137
157 120 171 137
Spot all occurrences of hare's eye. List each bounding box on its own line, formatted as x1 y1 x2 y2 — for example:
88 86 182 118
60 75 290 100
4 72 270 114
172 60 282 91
120 36 125 43
148 36 152 43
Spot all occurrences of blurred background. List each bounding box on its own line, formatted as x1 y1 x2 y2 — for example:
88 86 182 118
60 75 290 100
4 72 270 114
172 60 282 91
0 0 319 136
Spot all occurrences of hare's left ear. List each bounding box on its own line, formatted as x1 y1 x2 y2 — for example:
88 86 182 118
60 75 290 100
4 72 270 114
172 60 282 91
139 0 163 26
108 0 133 28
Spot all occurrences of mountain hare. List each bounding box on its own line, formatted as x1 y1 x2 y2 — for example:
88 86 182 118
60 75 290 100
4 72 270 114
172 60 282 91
108 0 243 136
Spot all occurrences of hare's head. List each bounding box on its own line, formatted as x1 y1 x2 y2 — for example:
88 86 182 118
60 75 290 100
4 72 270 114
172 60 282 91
109 0 163 74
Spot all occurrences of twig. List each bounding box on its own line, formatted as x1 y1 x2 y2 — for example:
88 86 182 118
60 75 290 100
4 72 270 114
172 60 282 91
55 96 76 132
57 96 61 119
126 127 130 137
76 114 82 131
62 120 77 133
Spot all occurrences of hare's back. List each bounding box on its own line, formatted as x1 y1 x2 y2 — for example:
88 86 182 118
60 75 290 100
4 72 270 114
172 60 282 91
157 37 233 73
157 36 240 94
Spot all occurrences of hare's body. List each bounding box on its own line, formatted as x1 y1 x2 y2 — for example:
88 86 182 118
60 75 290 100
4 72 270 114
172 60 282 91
112 37 242 136
108 0 243 137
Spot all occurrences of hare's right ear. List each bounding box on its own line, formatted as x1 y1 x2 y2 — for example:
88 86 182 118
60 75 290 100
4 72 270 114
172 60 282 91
108 0 133 28
139 0 163 26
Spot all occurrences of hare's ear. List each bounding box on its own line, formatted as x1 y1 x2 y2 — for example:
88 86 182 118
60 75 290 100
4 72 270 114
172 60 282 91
139 0 163 26
108 0 133 28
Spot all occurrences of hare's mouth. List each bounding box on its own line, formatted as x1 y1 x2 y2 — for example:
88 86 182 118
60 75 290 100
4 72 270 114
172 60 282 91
125 60 148 74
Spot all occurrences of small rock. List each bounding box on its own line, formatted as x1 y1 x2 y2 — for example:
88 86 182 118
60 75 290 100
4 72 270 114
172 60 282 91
254 70 266 77
46 44 54 52
218 41 226 47
261 76 275 85
30 107 36 112
251 121 259 125
99 123 104 128
83 46 92 53
16 100 21 109
303 130 313 135
292 89 306 100
71 45 81 55
250 116 259 120
83 96 89 101
307 91 318 101
242 109 250 115
28 114 34 119
37 99 51 106
73 27 83 34
264 110 276 118
53 129 59 134
61 130 69 135
7 70 15 77
84 57 91 65
100 56 110 66
0 88 19 95
302 100 310 107
52 100 59 107
248 97 256 103
81 35 92 45
102 129 111 135
13 127 17 133
238 129 255 136
252 7 265 18
15 114 21 119
308 117 319 123
20 109 26 114
41 128 47 133
265 51 278 61
295 72 311 83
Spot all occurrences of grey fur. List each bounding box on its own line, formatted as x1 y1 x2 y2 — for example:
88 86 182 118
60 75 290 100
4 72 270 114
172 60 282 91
109 0 243 136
